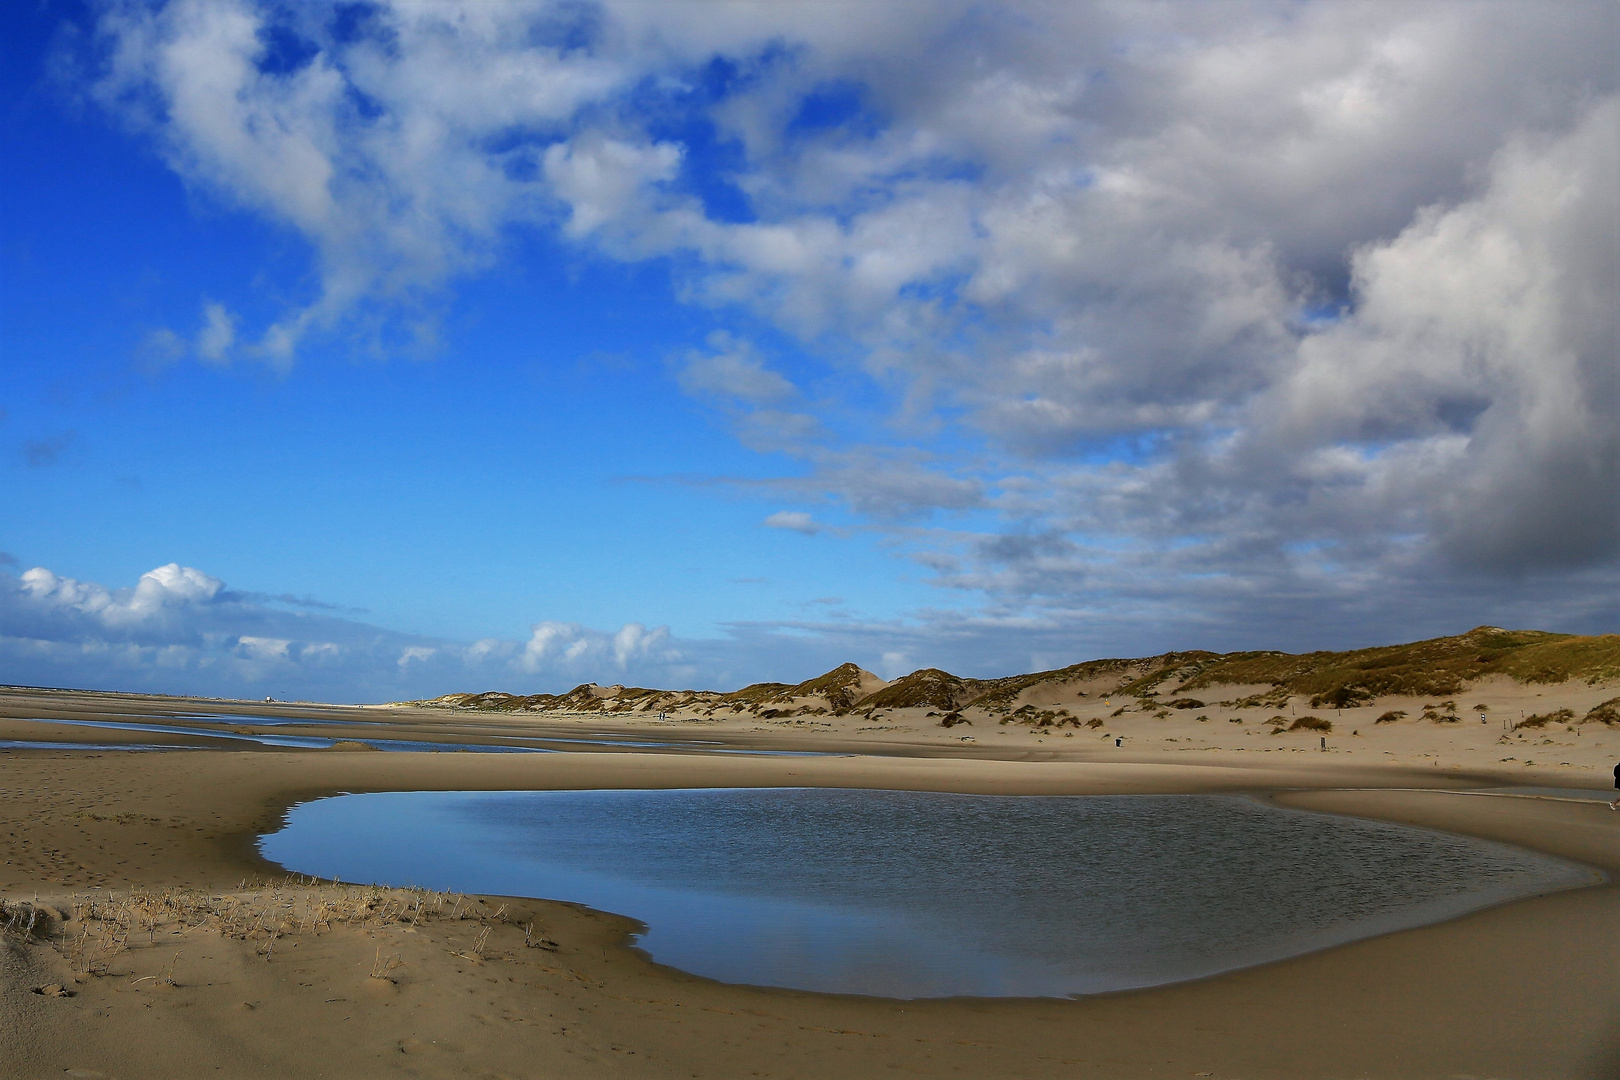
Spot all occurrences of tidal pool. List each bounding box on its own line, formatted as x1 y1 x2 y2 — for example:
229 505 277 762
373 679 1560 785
259 788 1598 998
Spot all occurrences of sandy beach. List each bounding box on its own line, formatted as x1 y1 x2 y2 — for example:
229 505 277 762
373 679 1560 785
2 686 1618 1078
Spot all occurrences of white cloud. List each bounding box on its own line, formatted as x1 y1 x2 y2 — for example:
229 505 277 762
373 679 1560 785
237 636 290 659
0 563 694 698
612 622 669 669
20 562 225 626
678 333 796 406
398 646 436 667
542 136 683 241
518 618 675 678
764 511 819 535
196 301 237 362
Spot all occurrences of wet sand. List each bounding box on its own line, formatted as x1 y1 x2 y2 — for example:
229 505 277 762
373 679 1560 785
2 687 1618 1078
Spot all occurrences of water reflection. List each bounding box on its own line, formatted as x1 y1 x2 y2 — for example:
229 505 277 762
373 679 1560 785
260 788 1598 998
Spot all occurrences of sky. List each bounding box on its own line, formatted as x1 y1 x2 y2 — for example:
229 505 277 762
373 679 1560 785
1 0 1616 702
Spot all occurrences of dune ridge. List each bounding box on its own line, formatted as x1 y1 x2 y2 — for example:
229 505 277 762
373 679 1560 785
409 626 1620 728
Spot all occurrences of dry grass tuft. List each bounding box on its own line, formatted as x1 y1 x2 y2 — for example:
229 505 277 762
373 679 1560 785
1515 708 1577 730
1581 697 1620 726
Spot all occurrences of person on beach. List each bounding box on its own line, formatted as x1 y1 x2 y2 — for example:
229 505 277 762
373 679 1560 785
1611 761 1620 810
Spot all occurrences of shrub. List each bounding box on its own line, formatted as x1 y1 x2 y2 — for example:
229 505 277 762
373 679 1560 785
1086 717 1104 728
1375 710 1406 724
1167 698 1206 709
940 712 970 728
1515 708 1576 730
1583 698 1620 726
1309 685 1375 709
1289 716 1332 732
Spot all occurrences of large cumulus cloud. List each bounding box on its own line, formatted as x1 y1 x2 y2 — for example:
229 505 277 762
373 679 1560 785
72 0 1619 645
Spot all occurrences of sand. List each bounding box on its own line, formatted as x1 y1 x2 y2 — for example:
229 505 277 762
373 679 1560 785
2 686 1618 1078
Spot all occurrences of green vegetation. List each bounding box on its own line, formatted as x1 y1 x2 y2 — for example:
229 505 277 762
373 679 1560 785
771 663 871 711
862 668 979 711
1288 716 1332 733
1374 710 1407 724
1178 627 1620 700
721 681 794 706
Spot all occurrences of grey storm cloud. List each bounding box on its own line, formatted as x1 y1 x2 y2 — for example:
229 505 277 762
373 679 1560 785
75 0 1620 650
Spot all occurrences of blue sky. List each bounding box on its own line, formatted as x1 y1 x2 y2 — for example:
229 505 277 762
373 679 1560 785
2 1 1615 701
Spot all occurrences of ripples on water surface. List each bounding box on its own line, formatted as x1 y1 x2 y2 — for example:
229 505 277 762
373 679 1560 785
260 788 1597 998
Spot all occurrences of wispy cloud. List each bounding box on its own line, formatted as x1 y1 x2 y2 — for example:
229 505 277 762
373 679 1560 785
764 511 820 535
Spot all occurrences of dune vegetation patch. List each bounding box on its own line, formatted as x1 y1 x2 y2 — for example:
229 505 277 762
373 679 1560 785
863 668 976 711
1515 708 1578 730
1309 685 1377 709
1582 697 1620 726
1422 702 1461 723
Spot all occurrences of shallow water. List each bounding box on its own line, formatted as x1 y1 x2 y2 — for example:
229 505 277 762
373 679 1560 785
165 711 388 728
14 717 842 756
15 717 549 753
260 788 1598 998
1478 786 1614 802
